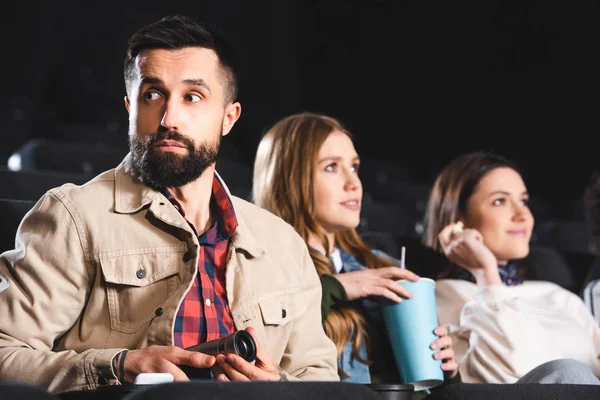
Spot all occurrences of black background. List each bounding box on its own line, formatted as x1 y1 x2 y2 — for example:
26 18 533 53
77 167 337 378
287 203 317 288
2 0 599 215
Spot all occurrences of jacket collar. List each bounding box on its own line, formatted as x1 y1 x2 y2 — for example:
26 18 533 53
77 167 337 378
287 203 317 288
113 153 264 258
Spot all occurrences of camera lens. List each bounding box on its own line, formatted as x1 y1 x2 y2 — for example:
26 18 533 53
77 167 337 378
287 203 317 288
238 340 248 355
234 331 257 362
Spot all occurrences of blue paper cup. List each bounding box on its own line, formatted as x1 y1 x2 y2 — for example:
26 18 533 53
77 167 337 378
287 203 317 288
380 278 443 390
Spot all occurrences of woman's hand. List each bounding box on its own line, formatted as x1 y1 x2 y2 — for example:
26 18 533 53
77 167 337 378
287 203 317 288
431 326 458 379
335 266 419 302
438 222 500 285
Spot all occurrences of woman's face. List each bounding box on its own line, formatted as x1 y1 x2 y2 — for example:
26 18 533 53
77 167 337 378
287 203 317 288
313 130 362 235
461 167 534 264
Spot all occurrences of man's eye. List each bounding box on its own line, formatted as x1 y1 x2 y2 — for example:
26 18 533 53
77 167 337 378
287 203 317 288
143 92 161 101
186 94 201 103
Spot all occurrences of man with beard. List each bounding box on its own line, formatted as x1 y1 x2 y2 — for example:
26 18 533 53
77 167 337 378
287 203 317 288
0 15 338 394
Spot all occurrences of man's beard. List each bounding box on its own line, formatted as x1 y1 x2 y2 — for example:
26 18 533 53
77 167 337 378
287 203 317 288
129 129 220 190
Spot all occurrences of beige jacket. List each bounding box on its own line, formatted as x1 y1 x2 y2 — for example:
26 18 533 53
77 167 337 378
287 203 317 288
0 155 338 393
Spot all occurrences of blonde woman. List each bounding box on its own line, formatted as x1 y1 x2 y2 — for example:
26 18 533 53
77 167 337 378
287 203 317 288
252 112 458 392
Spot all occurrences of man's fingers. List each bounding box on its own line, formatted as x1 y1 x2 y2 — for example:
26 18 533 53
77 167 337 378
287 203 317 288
167 346 216 368
245 326 272 369
160 362 191 382
213 355 231 382
217 354 254 381
245 327 263 355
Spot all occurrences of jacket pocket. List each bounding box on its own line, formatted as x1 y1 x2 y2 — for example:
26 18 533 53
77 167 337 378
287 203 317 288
258 291 307 326
100 252 181 333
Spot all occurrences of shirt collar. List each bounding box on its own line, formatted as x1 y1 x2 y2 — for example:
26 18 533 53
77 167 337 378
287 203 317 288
113 154 264 258
160 173 238 240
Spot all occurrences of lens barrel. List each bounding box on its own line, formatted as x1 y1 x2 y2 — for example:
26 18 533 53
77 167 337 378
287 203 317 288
186 330 257 362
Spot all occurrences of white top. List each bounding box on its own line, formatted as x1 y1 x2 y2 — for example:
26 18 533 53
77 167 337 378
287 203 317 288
329 248 343 274
436 279 600 383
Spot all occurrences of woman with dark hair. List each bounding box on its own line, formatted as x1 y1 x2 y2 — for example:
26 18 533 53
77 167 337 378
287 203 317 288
422 151 600 384
252 112 459 393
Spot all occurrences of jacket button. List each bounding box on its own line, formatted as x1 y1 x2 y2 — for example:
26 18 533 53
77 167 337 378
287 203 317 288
183 251 192 262
281 309 287 318
136 268 146 279
155 307 164 316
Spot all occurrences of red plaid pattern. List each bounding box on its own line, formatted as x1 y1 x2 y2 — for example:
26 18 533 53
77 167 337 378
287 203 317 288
166 175 238 348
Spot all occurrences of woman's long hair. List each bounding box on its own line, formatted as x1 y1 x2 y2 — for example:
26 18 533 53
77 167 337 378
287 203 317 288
252 112 391 376
421 151 525 279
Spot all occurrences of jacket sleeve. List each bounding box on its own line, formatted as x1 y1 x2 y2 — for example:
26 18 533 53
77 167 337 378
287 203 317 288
282 238 339 381
0 191 122 393
319 274 346 323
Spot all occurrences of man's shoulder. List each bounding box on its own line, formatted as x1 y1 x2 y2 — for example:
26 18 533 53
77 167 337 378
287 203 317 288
231 196 300 239
47 168 117 206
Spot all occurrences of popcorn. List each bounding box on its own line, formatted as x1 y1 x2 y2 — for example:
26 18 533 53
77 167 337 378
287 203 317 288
450 221 464 240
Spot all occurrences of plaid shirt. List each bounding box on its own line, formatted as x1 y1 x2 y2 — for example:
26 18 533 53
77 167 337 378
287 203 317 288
164 176 238 349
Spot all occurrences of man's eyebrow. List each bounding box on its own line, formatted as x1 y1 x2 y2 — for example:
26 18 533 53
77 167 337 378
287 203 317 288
183 78 210 91
140 77 211 92
140 76 163 85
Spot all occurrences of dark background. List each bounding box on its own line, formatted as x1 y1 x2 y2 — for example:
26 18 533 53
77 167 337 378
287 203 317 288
2 0 600 217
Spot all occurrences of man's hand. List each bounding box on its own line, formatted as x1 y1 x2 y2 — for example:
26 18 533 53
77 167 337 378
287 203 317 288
213 327 283 382
115 345 216 384
334 266 420 303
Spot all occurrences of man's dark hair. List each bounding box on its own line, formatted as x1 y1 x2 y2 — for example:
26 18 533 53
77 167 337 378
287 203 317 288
124 14 238 103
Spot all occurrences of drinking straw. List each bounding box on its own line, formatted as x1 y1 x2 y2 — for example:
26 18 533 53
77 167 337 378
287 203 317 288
400 246 406 269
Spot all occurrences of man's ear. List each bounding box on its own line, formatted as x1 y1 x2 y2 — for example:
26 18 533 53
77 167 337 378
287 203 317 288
124 96 130 113
222 102 241 137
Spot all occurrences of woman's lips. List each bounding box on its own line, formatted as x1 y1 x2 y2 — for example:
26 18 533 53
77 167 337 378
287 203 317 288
340 200 360 211
507 229 528 236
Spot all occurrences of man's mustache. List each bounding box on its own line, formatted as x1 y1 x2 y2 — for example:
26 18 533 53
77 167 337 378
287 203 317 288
147 130 195 150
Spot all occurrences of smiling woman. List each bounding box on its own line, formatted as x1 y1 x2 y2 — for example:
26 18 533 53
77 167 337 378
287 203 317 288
421 151 600 385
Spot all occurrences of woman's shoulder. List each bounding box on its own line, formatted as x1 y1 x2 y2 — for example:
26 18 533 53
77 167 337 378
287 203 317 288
521 280 587 305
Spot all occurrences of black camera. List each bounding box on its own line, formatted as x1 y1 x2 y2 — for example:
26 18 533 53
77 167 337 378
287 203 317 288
186 330 257 362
